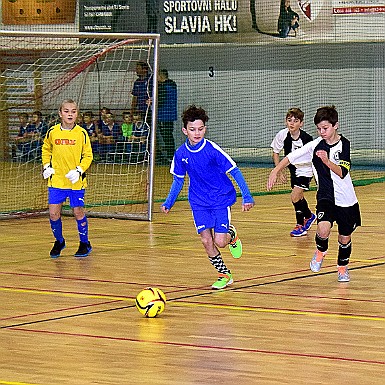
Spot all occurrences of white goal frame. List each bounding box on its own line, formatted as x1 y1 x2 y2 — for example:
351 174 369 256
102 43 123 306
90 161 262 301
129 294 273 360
0 30 160 221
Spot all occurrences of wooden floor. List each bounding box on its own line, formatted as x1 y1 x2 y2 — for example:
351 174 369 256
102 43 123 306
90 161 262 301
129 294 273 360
1 182 385 385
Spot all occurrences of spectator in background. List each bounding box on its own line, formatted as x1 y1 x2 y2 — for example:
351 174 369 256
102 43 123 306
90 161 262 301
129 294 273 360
31 111 48 140
83 111 100 160
121 111 133 140
125 110 149 162
13 112 35 161
158 69 178 163
278 0 300 38
98 106 111 132
131 110 149 142
131 61 152 123
98 112 122 160
31 110 48 160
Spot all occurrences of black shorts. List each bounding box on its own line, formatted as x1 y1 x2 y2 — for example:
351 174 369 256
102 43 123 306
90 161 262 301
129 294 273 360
290 170 312 190
316 200 361 236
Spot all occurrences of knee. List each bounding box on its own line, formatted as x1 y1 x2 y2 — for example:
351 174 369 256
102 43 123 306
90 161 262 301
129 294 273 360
214 234 229 249
49 212 60 221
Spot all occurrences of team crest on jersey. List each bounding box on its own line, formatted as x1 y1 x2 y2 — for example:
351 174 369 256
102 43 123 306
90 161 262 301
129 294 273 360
333 150 341 162
297 0 324 21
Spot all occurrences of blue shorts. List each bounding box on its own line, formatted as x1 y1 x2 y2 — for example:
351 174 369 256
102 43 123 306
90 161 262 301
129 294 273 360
192 207 231 234
48 187 86 208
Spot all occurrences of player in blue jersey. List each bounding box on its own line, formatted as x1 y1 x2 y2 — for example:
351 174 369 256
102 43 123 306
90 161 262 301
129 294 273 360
161 105 255 289
268 106 361 282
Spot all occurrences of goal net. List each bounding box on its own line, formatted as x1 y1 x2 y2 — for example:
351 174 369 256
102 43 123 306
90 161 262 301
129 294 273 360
0 31 159 220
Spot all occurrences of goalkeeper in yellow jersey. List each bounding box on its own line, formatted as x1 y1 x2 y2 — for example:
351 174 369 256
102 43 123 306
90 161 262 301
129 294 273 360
42 99 93 258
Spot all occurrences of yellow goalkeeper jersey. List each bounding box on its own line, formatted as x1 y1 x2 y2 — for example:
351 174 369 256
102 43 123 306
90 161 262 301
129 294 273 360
42 123 93 190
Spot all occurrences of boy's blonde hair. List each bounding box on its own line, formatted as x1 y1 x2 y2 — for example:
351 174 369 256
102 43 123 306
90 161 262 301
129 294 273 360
59 99 78 112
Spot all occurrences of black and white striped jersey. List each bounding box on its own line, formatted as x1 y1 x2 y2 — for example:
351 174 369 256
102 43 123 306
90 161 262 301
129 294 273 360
287 135 358 207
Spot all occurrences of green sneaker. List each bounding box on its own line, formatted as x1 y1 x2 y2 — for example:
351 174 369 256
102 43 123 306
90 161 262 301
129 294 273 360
228 224 242 259
212 272 233 290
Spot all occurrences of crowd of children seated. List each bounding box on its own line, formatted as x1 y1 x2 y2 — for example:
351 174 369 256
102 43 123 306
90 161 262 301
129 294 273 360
11 107 149 163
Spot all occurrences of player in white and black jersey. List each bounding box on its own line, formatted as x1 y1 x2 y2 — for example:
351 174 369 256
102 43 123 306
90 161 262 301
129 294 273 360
271 107 316 237
268 106 361 282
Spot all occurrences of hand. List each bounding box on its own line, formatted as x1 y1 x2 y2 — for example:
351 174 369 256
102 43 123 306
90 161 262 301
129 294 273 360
316 150 329 165
242 202 254 212
267 169 278 191
277 170 287 184
161 205 169 214
43 164 55 179
65 166 83 184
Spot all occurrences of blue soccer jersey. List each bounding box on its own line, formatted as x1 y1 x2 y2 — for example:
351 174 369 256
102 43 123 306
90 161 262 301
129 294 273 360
171 138 237 210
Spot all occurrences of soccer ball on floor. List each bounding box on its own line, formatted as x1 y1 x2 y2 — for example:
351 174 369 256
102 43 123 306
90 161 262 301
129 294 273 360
135 287 166 318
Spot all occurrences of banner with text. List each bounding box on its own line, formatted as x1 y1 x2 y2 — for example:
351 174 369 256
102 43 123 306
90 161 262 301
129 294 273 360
79 0 385 44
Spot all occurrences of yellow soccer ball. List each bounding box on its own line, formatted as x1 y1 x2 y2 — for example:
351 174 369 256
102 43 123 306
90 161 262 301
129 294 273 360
135 287 166 318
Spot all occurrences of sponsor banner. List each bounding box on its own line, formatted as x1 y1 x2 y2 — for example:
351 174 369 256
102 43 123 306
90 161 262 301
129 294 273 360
333 6 385 14
79 0 146 33
2 0 75 25
78 1 385 44
333 0 385 14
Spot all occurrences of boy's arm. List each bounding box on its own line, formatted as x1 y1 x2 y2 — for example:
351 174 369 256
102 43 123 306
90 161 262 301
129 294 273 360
315 150 344 178
79 130 94 173
161 175 185 212
229 167 254 211
272 151 287 183
272 152 280 166
267 156 291 191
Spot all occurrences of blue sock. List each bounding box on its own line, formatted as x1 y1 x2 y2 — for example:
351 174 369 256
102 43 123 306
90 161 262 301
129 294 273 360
50 218 64 242
76 216 89 243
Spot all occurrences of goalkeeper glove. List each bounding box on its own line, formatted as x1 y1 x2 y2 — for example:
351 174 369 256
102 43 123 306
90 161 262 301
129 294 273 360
65 166 84 184
43 164 55 179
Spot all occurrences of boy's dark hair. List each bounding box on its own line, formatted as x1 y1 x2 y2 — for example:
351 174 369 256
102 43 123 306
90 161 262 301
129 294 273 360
32 111 42 119
122 111 131 116
314 105 338 126
159 69 169 78
132 110 144 118
83 111 94 118
286 107 304 122
18 112 29 119
137 61 149 71
182 105 209 128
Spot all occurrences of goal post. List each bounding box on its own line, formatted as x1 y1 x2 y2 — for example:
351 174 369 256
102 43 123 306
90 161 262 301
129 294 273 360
0 30 160 221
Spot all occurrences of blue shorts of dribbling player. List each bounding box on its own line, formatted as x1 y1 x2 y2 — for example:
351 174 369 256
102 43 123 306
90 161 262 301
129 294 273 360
48 187 86 208
192 207 231 234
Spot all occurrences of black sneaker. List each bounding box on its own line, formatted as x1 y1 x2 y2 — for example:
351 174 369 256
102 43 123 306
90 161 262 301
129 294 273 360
74 241 92 257
50 239 66 258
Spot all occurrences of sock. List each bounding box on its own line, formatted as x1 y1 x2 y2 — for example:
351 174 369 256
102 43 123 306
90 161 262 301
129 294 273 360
228 226 236 244
293 198 312 225
338 241 351 266
208 253 230 274
301 198 312 220
315 233 328 253
293 200 305 225
76 216 89 243
50 218 64 242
